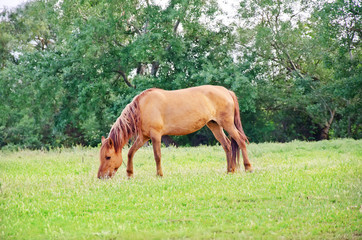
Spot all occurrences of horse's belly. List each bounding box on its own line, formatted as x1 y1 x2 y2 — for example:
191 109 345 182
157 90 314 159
163 115 210 136
160 95 217 135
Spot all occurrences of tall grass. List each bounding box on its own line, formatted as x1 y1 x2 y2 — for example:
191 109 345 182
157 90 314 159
1 139 361 239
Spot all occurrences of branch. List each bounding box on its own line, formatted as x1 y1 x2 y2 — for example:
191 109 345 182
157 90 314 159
115 70 135 88
78 8 88 21
240 42 283 64
173 19 181 33
127 20 141 35
145 0 150 7
165 19 182 51
144 19 149 34
284 51 304 79
113 40 125 47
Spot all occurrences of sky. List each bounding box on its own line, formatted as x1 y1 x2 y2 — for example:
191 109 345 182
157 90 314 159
0 0 238 16
0 0 28 10
0 0 239 27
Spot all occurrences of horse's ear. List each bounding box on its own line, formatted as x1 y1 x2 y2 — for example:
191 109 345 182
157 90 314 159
101 136 106 144
108 137 114 148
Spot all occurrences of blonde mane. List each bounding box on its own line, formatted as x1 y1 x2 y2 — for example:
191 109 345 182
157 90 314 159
106 89 156 152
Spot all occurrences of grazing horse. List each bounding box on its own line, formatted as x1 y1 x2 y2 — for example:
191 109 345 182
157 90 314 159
98 85 253 178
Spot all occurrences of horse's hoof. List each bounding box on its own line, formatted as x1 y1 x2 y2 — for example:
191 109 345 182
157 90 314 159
245 167 254 173
127 174 134 179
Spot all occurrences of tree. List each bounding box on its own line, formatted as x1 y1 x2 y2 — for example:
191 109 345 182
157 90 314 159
311 0 361 138
1 0 257 148
1 0 359 149
237 0 361 140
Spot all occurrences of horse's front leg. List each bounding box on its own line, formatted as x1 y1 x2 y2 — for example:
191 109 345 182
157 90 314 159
150 130 163 177
127 136 149 178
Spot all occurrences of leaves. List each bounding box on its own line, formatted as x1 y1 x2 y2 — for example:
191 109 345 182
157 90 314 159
0 0 360 148
237 0 361 140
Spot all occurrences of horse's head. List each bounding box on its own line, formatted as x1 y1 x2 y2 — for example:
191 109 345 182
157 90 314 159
98 136 122 179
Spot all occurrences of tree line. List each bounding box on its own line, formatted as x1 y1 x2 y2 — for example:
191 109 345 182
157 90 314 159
0 0 360 149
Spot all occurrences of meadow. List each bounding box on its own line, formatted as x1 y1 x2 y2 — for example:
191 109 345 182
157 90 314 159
0 139 361 239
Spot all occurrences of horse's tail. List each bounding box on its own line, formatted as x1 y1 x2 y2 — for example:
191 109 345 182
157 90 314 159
229 90 249 170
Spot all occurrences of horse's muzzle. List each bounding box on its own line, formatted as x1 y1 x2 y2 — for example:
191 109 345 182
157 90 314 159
97 168 118 179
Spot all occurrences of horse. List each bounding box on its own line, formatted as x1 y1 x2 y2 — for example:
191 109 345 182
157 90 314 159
98 85 253 178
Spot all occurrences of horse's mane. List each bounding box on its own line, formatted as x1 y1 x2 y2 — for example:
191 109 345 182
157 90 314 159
105 88 156 152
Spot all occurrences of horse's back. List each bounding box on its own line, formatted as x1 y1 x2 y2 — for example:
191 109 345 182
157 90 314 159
139 85 234 136
169 85 231 99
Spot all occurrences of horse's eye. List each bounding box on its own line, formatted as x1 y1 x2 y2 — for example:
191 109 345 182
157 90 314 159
105 156 111 160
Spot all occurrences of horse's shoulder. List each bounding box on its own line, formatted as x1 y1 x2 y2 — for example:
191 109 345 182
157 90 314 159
138 88 167 105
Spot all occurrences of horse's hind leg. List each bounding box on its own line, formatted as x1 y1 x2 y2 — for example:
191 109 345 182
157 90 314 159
206 121 232 172
150 130 163 177
127 136 149 178
223 124 253 172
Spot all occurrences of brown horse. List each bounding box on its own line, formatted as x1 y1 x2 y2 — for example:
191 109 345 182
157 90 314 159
98 85 252 178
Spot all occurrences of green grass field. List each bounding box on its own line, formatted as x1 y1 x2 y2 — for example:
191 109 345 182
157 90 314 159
1 139 361 239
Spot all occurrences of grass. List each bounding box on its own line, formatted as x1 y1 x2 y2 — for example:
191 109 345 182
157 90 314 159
0 139 361 239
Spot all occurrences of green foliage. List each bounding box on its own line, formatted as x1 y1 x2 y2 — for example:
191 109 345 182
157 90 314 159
1 140 361 238
311 0 362 138
238 0 361 141
0 0 360 148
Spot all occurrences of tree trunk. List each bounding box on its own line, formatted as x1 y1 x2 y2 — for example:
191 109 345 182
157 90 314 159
319 125 330 140
137 63 147 75
347 100 351 138
319 109 336 140
151 61 159 76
